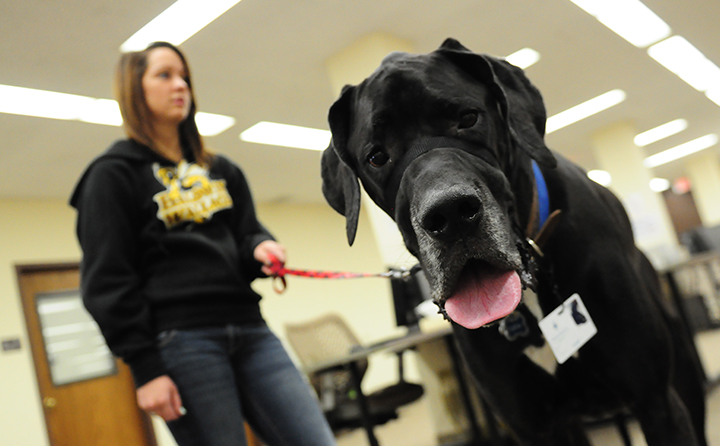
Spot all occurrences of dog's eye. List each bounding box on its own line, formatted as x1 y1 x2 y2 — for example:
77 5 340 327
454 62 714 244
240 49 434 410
458 111 479 129
367 150 390 167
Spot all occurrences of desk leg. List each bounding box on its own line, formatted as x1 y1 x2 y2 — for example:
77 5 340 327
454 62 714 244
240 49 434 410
444 336 485 445
664 271 708 384
347 362 380 446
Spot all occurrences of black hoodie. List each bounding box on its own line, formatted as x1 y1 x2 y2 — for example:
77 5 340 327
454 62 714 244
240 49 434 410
70 139 273 386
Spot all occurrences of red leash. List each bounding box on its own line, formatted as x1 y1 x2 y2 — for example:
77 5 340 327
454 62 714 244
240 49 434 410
266 255 410 293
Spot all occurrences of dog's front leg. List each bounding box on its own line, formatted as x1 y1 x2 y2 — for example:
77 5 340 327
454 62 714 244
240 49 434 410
451 324 591 446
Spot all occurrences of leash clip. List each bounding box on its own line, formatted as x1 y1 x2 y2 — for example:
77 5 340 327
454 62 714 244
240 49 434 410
386 268 411 279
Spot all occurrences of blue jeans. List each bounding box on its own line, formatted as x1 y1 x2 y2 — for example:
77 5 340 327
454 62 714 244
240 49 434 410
157 324 336 446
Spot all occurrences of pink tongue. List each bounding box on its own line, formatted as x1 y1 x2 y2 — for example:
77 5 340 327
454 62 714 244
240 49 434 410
444 269 522 329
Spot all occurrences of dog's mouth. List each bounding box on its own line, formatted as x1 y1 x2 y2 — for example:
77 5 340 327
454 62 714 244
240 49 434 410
439 260 523 329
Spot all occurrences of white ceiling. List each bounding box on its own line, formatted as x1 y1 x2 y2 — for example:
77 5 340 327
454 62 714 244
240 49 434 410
2 0 720 205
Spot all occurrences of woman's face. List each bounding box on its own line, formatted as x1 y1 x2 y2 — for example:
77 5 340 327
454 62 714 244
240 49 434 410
142 47 192 127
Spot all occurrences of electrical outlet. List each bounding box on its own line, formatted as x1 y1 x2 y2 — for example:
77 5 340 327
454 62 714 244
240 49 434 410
2 338 21 351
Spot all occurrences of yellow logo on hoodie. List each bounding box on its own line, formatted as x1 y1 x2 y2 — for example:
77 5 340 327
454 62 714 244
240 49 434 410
152 161 232 228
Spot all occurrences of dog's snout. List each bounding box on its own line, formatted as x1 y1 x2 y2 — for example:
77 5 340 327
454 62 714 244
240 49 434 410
419 192 482 239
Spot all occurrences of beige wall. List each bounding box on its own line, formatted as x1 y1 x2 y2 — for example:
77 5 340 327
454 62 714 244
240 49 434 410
0 199 82 446
0 198 409 446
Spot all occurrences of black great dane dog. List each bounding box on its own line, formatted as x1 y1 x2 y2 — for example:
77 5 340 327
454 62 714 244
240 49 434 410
321 39 707 445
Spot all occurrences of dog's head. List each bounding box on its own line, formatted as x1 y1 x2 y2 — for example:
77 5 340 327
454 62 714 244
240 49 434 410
321 38 555 329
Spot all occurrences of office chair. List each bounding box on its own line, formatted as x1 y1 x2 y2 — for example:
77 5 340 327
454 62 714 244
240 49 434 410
284 313 424 433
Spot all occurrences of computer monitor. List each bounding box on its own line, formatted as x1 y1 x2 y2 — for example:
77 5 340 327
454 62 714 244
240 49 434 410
389 265 433 331
681 225 720 254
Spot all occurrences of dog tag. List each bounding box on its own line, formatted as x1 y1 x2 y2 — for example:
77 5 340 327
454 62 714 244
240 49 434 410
499 311 529 341
538 293 597 364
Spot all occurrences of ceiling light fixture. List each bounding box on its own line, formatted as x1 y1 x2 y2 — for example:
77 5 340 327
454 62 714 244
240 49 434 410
643 134 719 168
568 0 671 48
546 89 626 134
0 84 234 136
633 118 688 146
505 48 540 69
587 169 612 186
649 177 671 192
195 112 236 136
705 89 720 108
0 84 96 121
648 36 720 94
240 122 331 151
120 0 243 52
78 99 124 126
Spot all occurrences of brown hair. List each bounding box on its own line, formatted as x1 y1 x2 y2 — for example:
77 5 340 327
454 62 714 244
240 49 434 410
113 41 211 166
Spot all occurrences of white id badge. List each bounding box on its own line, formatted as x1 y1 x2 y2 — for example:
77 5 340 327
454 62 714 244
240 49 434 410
538 293 597 364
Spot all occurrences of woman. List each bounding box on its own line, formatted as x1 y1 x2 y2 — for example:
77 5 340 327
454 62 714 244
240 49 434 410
70 41 336 446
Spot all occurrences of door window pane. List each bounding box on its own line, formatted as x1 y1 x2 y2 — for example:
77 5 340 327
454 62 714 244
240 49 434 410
36 290 117 386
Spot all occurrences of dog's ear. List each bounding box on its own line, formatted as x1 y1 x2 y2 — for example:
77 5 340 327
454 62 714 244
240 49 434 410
438 39 556 168
322 86 361 246
321 142 361 246
440 37 472 52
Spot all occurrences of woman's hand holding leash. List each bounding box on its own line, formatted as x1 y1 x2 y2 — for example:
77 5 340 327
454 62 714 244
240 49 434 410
262 251 412 294
254 240 287 276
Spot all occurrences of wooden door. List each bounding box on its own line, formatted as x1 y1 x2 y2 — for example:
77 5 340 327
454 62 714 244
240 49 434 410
17 263 156 446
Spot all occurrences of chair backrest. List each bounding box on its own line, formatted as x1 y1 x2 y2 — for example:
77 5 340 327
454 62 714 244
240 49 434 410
285 313 363 367
285 313 369 398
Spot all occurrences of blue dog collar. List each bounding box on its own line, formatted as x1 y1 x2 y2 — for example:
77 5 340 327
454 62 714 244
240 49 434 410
532 160 549 229
525 159 562 258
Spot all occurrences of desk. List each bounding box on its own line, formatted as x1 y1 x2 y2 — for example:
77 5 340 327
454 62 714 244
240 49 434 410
305 326 451 373
305 326 491 446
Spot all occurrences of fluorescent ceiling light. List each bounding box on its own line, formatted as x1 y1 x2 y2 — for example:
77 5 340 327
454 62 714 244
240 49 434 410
706 89 720 107
240 122 331 151
569 0 671 48
587 169 612 186
79 99 124 126
0 84 96 121
546 89 626 134
505 48 540 69
120 0 242 52
634 118 688 146
643 134 719 168
195 112 236 136
648 36 720 93
649 177 670 192
0 84 233 136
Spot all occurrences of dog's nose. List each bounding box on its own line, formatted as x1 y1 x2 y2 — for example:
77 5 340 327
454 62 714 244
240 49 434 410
419 192 482 240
